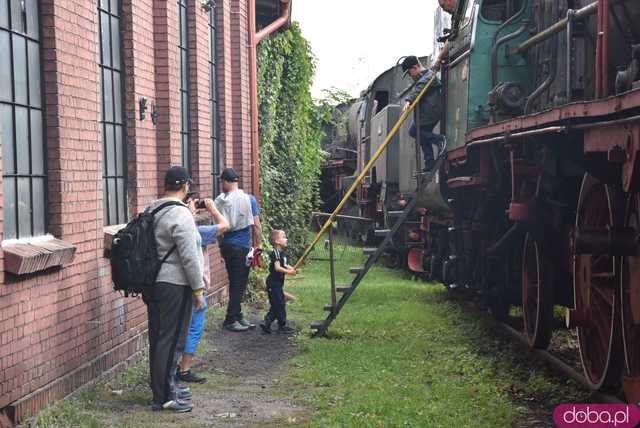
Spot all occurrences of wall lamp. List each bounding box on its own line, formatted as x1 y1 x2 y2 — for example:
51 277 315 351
201 0 215 11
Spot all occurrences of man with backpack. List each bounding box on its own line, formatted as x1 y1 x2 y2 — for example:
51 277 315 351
145 166 206 413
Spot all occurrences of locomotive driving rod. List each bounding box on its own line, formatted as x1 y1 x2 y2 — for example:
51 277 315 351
294 73 439 269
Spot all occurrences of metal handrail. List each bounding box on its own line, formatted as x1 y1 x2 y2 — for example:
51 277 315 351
294 72 439 269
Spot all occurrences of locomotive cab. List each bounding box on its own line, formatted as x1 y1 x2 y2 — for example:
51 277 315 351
445 0 531 150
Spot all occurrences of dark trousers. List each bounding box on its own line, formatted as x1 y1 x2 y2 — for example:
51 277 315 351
221 243 250 325
146 282 192 405
264 279 286 328
409 123 444 171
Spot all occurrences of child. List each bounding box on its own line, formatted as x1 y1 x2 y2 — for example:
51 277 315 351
260 229 298 334
178 198 228 383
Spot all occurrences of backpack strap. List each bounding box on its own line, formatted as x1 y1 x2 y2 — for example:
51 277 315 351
153 244 178 283
150 200 188 281
150 200 185 217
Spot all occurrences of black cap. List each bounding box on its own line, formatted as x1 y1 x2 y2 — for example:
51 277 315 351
220 168 239 183
400 55 420 77
164 166 193 187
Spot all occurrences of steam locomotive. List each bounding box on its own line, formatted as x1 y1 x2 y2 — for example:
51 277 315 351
320 0 640 401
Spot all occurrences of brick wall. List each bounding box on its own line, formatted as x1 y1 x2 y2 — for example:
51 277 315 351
0 0 256 423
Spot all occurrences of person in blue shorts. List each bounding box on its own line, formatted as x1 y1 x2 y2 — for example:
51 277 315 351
177 198 228 383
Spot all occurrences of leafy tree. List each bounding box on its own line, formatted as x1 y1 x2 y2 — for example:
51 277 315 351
257 23 329 257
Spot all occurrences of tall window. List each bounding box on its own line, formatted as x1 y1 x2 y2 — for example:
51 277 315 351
208 4 220 195
178 0 190 171
99 0 127 225
0 0 45 239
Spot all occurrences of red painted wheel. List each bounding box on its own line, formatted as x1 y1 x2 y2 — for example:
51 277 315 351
522 233 554 349
573 174 624 390
621 193 640 402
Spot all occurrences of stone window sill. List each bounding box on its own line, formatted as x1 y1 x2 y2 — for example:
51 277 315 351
2 235 76 275
103 224 127 257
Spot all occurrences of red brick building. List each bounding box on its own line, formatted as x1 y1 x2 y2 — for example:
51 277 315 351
0 0 289 424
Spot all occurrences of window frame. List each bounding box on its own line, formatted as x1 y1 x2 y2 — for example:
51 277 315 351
178 0 191 173
0 0 48 240
208 3 220 195
98 0 128 226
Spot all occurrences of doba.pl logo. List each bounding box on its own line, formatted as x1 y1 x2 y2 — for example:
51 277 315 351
553 404 640 427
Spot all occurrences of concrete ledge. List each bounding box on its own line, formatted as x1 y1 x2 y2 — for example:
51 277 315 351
103 224 127 253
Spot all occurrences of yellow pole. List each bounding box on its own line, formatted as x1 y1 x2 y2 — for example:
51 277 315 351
294 72 438 269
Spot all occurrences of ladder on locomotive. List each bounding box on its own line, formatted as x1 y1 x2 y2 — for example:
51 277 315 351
309 153 446 337
293 71 441 337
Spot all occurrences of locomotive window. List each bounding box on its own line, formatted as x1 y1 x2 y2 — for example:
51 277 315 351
374 91 389 113
481 0 524 22
460 0 475 28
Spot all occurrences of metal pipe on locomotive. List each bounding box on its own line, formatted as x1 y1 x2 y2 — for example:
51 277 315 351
319 0 640 403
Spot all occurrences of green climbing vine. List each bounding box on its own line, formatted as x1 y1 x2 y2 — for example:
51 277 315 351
257 23 329 258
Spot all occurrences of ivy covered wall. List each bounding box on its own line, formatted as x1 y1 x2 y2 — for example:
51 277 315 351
257 23 327 257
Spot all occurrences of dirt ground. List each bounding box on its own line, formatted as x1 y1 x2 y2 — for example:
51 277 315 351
33 304 313 428
182 306 309 427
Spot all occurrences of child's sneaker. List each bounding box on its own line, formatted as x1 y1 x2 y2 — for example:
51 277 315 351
259 323 272 334
276 325 295 335
178 369 207 384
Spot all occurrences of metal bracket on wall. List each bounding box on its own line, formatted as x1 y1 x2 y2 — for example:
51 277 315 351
151 101 158 125
139 97 147 121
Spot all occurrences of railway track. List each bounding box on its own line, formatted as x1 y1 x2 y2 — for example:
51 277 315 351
496 322 626 405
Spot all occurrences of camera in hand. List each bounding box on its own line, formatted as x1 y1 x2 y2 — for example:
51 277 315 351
195 199 206 209
183 191 197 204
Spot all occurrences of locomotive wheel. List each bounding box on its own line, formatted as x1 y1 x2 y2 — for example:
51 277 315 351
573 173 624 390
522 233 554 349
621 193 640 402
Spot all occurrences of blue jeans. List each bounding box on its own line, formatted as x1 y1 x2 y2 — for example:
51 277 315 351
409 123 444 171
183 303 207 355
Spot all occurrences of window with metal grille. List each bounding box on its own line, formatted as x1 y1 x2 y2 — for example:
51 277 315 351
178 0 190 171
208 4 220 195
99 0 127 225
0 0 46 240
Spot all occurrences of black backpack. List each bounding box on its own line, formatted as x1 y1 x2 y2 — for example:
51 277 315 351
110 201 183 297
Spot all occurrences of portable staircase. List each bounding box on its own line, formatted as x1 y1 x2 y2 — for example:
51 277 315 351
293 72 440 337
309 156 445 337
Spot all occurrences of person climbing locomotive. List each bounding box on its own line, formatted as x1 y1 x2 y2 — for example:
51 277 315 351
432 0 457 72
401 55 445 172
438 0 457 15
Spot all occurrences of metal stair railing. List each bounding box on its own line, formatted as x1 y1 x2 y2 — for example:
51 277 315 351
310 153 446 337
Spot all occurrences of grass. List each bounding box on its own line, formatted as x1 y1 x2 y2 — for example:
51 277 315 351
284 244 585 427
30 241 585 427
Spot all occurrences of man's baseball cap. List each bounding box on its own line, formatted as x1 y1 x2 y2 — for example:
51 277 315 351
400 55 420 77
164 166 193 186
220 168 239 182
